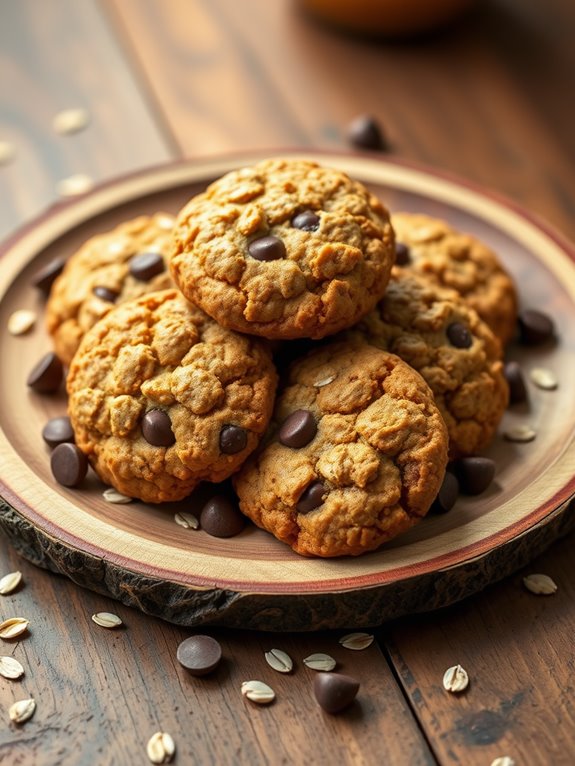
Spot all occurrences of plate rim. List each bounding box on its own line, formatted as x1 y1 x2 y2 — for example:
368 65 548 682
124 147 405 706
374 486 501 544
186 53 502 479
1 149 575 599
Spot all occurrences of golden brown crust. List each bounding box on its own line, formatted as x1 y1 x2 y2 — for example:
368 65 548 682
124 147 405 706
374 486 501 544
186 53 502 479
170 159 395 340
66 290 278 503
392 212 518 345
234 343 448 557
47 213 176 365
346 271 509 458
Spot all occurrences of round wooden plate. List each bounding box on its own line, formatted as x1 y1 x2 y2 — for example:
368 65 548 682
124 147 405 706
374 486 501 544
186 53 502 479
1 151 575 632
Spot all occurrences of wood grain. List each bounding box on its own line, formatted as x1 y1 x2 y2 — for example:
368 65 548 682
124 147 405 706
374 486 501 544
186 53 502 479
386 519 575 766
103 0 575 240
0 0 173 242
0 531 435 766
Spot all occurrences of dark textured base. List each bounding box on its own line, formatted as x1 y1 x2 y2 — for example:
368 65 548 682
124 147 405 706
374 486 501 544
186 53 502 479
1 496 574 631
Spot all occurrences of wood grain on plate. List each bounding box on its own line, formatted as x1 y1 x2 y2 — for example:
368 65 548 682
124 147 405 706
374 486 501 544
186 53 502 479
1 151 574 630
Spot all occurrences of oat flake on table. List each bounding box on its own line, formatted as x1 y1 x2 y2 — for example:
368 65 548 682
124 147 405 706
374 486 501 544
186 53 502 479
8 310 36 336
0 655 24 679
339 632 374 650
91 612 123 628
9 698 36 724
146 731 175 764
0 617 29 639
303 653 337 672
52 108 90 135
442 664 469 693
0 571 23 595
241 680 275 704
523 573 558 595
264 648 293 673
57 173 94 198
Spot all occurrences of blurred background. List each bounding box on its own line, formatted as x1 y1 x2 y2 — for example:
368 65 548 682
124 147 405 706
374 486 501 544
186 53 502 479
1 0 574 242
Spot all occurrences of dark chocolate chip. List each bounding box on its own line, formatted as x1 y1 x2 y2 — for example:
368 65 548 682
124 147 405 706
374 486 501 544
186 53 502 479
219 425 247 455
50 443 88 488
200 495 245 538
129 251 165 281
141 409 175 447
518 309 555 345
313 672 360 714
431 470 459 513
248 235 286 262
347 114 387 151
504 361 528 405
292 211 320 231
27 352 64 393
455 456 496 496
93 285 119 302
296 479 325 514
446 322 472 349
32 257 66 297
279 410 317 449
176 635 222 676
42 416 75 448
395 242 410 266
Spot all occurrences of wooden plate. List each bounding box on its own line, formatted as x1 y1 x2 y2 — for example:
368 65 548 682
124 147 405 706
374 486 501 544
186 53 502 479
1 151 575 631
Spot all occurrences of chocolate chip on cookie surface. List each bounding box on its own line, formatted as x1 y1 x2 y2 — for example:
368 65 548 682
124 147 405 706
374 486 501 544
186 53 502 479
234 342 448 557
391 212 518 345
169 158 395 340
66 289 277 503
46 213 176 365
347 271 509 458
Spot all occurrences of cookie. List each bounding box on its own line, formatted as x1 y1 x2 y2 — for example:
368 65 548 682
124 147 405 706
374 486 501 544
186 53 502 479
392 212 518 345
66 289 277 503
169 158 395 340
346 271 509 458
47 213 175 365
234 342 448 557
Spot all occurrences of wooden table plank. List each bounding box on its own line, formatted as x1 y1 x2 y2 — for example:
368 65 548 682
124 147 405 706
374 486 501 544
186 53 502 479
0 0 173 241
0 533 435 766
103 0 575 240
385 525 575 766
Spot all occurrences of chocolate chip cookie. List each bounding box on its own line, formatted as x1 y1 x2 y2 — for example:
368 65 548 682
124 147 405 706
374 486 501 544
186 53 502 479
347 271 509 458
170 158 395 339
234 342 448 557
47 213 175 365
392 212 518 345
66 289 277 503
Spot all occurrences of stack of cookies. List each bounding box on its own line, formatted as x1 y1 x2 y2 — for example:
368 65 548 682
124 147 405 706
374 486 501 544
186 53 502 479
44 158 515 557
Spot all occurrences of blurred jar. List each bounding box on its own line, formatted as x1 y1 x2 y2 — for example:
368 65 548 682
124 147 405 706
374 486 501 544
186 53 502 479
298 0 477 38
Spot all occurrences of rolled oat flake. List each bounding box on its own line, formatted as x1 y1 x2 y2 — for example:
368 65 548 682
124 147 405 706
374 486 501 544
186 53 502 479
523 573 558 595
146 731 175 764
0 571 23 596
490 758 516 766
442 664 469 693
9 698 36 724
241 680 275 704
92 612 123 628
339 632 374 650
265 648 293 673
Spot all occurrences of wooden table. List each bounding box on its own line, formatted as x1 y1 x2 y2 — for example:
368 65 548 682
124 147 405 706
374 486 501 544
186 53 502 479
1 1 574 763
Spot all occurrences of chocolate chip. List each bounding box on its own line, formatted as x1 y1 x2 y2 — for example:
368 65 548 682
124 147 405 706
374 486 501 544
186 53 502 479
313 672 360 714
292 211 320 231
50 443 88 488
347 114 387 151
176 635 222 676
504 361 528 404
247 235 286 262
296 479 325 514
446 322 472 349
518 309 555 345
219 425 247 454
279 410 317 449
42 416 75 448
454 456 496 496
27 352 64 393
141 409 175 447
93 286 119 302
431 471 459 513
395 242 410 266
200 495 245 538
129 251 165 281
32 257 66 297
